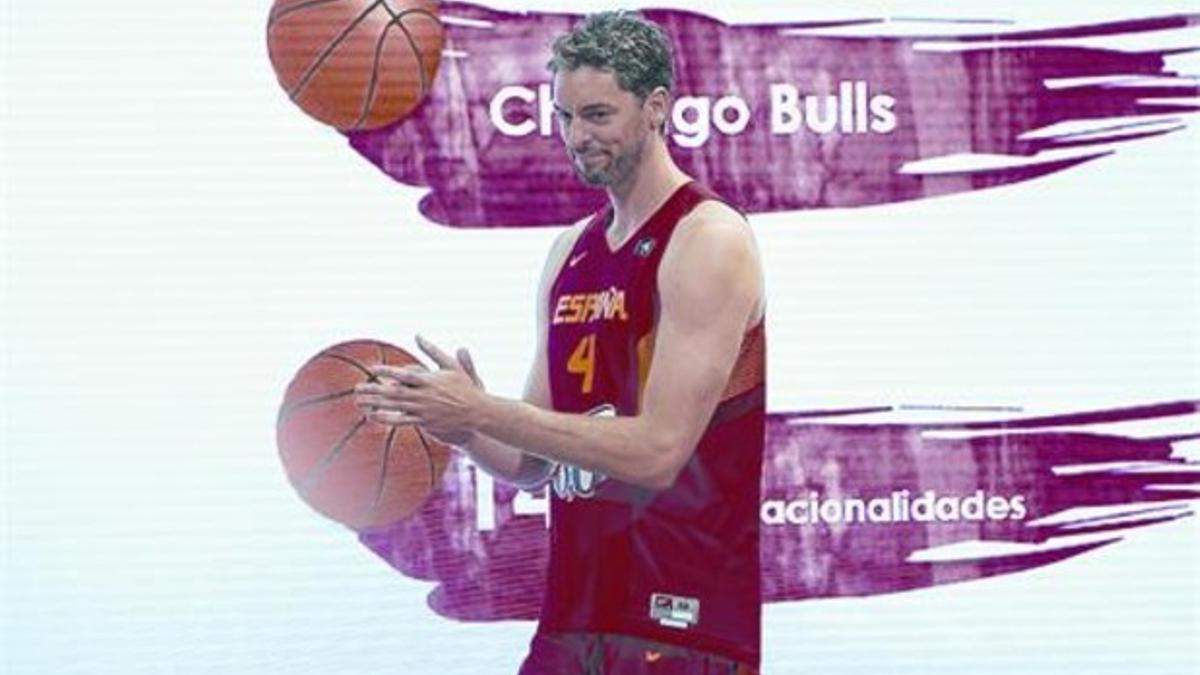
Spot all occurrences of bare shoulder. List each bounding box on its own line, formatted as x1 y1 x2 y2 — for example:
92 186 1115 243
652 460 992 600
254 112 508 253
669 200 758 258
686 199 748 229
544 217 590 271
661 200 765 325
535 217 592 310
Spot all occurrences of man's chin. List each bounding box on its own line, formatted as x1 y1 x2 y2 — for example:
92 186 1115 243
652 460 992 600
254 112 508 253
576 168 614 187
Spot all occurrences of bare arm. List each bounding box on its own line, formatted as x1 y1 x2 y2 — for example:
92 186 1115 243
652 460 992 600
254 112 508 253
448 222 588 489
471 203 763 490
453 355 555 490
450 360 555 489
366 203 763 491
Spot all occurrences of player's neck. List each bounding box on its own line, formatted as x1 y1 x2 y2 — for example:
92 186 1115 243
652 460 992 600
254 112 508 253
605 142 689 250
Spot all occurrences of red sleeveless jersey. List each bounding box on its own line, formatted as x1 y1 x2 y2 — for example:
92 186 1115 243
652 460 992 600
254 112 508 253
541 182 766 668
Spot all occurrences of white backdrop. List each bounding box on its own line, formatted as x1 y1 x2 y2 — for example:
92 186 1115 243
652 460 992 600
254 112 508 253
2 0 1197 673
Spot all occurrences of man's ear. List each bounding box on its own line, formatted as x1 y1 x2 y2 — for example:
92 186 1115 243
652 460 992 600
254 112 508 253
645 86 671 133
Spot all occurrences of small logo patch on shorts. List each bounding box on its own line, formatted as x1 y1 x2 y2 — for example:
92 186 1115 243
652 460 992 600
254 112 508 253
649 592 700 629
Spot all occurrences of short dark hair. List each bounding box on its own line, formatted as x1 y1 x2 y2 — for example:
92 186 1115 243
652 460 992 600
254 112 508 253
547 10 674 100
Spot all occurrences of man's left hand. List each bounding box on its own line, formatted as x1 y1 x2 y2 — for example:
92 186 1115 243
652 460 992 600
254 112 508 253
355 334 487 447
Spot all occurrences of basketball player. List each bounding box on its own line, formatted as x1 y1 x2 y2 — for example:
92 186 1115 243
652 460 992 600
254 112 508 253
356 11 765 674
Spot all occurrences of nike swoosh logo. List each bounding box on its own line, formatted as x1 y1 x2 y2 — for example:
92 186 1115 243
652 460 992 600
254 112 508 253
568 251 588 267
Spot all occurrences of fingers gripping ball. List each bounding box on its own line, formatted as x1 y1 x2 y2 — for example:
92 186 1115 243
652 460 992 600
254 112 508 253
277 340 450 531
266 0 444 131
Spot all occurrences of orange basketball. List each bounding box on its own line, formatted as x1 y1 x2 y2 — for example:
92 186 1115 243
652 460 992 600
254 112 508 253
266 0 444 130
277 340 450 531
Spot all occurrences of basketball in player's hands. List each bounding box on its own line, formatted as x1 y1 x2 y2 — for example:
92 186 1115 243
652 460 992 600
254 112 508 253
276 340 450 531
266 0 444 131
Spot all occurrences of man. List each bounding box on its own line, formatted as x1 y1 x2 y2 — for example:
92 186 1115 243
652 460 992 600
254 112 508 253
356 11 766 674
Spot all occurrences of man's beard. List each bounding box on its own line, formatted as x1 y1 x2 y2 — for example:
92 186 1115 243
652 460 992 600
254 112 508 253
573 138 645 187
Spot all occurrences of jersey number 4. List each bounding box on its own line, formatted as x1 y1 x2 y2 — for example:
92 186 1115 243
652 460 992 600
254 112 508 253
567 333 597 394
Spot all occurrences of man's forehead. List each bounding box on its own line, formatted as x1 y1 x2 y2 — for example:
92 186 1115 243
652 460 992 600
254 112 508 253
551 66 633 109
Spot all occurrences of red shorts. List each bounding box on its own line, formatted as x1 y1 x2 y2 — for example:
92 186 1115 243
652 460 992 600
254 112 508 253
517 631 758 675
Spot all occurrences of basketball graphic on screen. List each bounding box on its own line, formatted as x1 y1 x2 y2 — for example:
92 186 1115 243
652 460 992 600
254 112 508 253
277 340 451 531
266 0 444 131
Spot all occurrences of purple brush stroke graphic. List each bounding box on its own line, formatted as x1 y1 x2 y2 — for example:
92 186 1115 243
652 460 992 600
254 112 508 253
347 5 1200 227
359 400 1199 621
